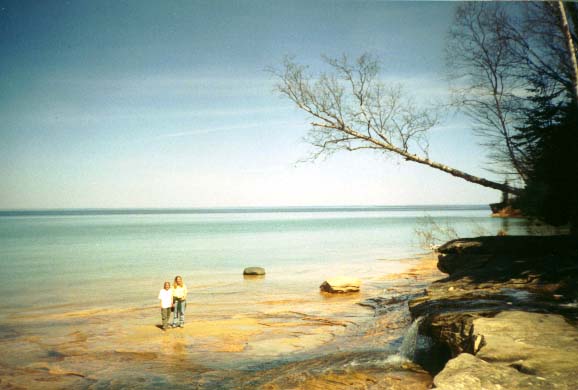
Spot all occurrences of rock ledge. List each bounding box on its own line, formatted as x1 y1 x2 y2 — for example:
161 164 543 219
408 235 578 389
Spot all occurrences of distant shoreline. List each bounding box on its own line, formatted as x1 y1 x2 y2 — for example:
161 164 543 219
0 204 490 217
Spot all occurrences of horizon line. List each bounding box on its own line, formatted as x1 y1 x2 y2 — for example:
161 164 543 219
0 204 490 215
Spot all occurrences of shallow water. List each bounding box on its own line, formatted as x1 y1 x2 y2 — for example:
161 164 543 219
0 205 534 388
0 205 530 309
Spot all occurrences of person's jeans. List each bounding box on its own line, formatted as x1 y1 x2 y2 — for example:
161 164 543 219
161 307 171 329
172 300 186 326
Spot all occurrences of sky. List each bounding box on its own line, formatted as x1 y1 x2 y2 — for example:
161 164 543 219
0 0 505 209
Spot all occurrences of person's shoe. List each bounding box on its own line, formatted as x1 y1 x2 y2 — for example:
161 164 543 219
179 324 184 328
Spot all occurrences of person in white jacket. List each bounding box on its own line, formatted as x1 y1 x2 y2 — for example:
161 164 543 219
158 281 173 331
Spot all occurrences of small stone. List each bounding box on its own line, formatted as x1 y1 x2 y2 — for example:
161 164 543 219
243 267 266 275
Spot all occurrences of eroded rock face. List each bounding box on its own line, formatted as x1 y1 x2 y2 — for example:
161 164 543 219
320 277 361 293
422 313 480 357
243 267 266 275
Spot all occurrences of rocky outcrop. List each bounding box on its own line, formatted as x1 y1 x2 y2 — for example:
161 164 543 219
436 235 577 276
243 267 266 275
320 277 361 293
407 235 578 389
490 202 524 217
433 311 578 389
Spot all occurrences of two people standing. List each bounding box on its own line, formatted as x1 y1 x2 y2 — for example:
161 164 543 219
158 275 188 331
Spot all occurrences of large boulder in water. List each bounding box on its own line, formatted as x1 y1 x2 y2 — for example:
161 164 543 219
320 277 361 293
243 267 266 275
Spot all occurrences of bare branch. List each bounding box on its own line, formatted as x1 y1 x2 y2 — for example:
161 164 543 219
447 3 531 181
269 54 523 195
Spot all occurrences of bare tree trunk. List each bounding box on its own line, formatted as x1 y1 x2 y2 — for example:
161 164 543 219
557 1 578 108
339 125 524 195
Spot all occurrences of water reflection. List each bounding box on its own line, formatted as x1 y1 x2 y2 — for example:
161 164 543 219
243 274 266 281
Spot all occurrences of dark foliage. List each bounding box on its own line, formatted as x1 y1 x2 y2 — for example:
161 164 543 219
517 102 578 228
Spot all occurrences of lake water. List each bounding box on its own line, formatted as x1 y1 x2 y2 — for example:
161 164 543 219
0 205 539 388
0 205 529 313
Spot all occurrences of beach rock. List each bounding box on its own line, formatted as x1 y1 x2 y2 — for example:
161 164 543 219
243 267 266 275
320 277 361 293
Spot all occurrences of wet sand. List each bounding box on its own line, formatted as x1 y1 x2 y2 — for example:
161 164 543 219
0 254 443 389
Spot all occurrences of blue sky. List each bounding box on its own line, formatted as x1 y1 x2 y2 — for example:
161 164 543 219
0 1 503 208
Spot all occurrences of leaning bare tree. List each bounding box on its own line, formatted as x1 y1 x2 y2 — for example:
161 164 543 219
270 54 522 195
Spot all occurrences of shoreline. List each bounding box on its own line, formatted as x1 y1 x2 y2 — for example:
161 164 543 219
0 252 444 389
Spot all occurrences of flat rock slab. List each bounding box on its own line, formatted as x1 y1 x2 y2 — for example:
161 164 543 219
237 351 432 390
320 277 361 293
434 353 551 390
243 267 266 275
434 311 578 389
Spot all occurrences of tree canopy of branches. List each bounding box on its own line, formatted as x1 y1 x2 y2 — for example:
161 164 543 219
519 103 578 228
447 1 578 228
446 3 531 182
270 54 522 195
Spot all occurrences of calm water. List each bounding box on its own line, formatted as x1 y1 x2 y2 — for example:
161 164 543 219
0 205 529 312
